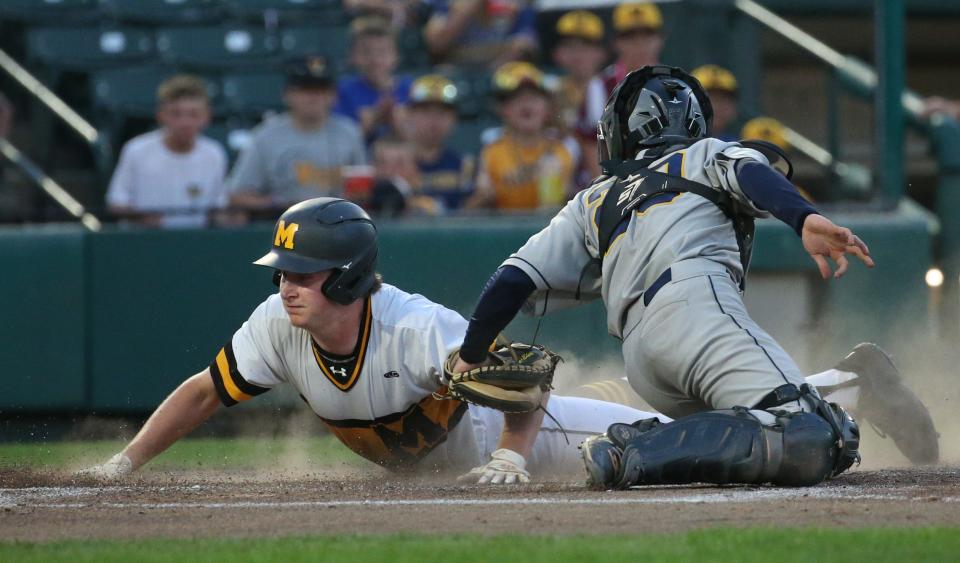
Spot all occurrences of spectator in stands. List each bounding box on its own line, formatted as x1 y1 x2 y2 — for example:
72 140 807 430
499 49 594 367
424 0 538 67
551 10 609 185
227 55 367 217
406 74 475 212
335 16 412 143
692 64 741 141
603 2 664 91
578 3 664 178
367 135 439 216
343 0 425 28
105 75 227 229
467 62 573 211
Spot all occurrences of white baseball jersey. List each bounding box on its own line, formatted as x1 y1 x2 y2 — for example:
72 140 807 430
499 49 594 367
209 284 481 470
106 130 228 228
209 283 662 474
503 137 771 339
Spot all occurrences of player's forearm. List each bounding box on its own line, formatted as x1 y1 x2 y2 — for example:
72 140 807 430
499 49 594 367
495 394 548 459
122 373 221 470
459 265 536 363
736 161 818 235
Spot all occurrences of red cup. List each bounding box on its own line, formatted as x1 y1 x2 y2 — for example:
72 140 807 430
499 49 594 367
342 165 376 204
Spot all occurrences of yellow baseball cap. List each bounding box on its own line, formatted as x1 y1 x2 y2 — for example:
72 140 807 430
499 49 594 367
492 61 552 98
556 10 605 43
741 117 790 150
692 64 738 93
613 2 663 34
409 74 458 106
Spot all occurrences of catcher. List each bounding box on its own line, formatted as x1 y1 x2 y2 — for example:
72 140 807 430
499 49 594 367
80 198 660 484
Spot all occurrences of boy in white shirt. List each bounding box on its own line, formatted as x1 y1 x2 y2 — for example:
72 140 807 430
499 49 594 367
106 74 227 228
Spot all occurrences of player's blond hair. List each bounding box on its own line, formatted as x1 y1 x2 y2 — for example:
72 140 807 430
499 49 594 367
156 74 210 106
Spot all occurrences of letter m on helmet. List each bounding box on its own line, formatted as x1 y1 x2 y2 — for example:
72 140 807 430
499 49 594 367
274 220 300 249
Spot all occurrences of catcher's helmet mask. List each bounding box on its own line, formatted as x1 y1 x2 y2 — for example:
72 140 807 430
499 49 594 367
256 197 378 305
598 65 714 167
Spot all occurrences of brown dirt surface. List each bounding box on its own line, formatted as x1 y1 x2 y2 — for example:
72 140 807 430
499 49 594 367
2 466 959 542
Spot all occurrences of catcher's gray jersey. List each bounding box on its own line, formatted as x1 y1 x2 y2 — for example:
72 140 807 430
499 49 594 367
505 138 811 417
504 138 771 340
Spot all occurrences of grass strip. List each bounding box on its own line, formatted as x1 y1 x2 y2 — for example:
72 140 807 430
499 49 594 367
2 528 960 563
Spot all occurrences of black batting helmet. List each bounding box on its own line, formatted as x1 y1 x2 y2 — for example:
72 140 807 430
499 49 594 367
597 65 713 166
254 197 378 305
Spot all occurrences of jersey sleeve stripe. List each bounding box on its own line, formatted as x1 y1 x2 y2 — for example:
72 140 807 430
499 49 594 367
222 344 271 396
215 348 252 403
208 357 237 407
208 344 270 407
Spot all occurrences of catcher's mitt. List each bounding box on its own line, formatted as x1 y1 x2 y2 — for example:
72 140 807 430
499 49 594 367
442 342 562 413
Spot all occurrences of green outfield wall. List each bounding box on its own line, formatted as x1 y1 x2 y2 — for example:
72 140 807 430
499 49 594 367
0 211 933 414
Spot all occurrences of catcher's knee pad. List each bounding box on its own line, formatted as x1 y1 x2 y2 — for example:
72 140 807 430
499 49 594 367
613 406 860 489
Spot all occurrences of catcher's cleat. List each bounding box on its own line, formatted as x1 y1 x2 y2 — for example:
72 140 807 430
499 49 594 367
833 343 939 465
580 434 622 490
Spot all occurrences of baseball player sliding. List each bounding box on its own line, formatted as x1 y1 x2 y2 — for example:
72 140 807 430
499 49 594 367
448 65 938 489
81 198 662 484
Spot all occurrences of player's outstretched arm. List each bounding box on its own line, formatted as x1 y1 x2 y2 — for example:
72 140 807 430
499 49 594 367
77 369 222 479
457 395 548 485
801 214 874 279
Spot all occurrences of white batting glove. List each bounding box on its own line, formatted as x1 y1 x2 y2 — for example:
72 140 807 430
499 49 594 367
457 448 530 485
76 453 133 480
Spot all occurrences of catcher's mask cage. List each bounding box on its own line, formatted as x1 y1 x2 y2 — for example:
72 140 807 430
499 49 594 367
598 65 713 168
255 197 379 305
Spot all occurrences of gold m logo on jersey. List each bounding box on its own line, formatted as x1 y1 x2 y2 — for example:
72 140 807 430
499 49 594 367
274 221 300 249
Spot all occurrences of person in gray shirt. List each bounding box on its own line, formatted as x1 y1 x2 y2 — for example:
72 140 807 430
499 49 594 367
227 55 367 216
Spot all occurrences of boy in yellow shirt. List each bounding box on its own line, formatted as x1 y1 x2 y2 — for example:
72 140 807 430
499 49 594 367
468 62 574 211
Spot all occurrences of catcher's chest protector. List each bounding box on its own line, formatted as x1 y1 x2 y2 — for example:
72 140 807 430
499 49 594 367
594 159 755 289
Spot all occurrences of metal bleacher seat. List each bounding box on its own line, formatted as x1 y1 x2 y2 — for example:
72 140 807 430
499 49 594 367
221 71 285 117
448 117 497 159
91 65 182 120
449 69 494 119
397 27 430 72
226 0 345 24
27 26 154 71
155 25 278 70
204 119 257 163
98 0 226 25
278 25 351 72
0 0 99 23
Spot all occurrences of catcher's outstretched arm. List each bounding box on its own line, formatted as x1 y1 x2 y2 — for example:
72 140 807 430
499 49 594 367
459 265 536 363
736 160 818 235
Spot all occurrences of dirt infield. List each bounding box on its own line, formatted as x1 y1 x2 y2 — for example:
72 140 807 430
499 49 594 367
2 467 959 542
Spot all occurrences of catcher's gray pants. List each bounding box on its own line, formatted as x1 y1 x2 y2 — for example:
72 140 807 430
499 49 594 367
622 261 813 420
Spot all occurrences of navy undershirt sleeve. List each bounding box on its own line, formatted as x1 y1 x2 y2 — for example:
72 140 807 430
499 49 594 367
736 160 819 235
459 265 536 364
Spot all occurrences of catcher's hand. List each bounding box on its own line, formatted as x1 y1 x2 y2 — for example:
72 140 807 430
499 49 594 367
443 342 561 413
457 448 530 485
75 453 133 480
801 214 874 279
